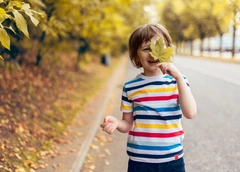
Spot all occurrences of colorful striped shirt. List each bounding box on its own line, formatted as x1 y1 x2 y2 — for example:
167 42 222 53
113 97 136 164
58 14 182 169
120 73 190 163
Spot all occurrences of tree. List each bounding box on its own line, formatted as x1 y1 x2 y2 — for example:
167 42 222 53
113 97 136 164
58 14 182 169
227 0 240 58
1 0 155 68
0 0 42 60
158 0 234 57
209 0 232 56
158 0 197 54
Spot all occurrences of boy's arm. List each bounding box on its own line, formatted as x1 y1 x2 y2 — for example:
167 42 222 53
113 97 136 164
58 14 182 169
157 62 197 119
117 112 134 133
100 112 133 134
175 76 197 119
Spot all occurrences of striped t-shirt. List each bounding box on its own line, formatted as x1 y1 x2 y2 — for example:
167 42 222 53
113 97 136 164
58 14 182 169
120 73 190 163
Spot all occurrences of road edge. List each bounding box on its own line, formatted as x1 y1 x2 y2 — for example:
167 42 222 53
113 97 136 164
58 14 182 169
70 56 128 172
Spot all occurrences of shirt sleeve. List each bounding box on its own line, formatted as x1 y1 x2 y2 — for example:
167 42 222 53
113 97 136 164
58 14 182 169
183 75 190 88
120 84 133 113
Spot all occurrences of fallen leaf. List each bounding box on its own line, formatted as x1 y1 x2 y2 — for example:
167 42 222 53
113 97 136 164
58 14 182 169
91 144 99 150
69 149 77 153
105 160 110 165
104 149 111 155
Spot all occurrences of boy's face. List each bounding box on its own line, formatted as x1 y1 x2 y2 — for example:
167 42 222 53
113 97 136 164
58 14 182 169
137 35 162 76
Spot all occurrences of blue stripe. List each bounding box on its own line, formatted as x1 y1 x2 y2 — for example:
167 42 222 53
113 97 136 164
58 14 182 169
133 114 182 120
127 143 182 151
122 95 132 103
127 149 183 159
163 75 173 79
133 106 181 112
125 81 176 92
126 77 144 85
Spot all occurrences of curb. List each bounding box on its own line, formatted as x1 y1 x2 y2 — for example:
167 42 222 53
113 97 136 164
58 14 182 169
70 56 128 172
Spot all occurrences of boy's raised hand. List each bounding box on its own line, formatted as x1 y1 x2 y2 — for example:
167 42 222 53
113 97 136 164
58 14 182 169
157 62 182 80
100 116 119 135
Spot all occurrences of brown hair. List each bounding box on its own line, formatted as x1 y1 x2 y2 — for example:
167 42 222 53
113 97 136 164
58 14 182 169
128 24 172 68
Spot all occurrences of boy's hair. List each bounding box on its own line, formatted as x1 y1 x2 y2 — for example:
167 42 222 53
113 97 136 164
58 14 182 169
128 24 172 68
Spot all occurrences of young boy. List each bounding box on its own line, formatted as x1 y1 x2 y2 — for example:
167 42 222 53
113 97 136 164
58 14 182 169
100 23 197 172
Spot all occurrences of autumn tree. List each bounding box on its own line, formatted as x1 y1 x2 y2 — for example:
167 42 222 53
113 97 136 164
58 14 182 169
158 0 197 54
0 0 42 61
157 0 236 57
227 0 240 58
28 0 152 68
1 0 154 69
208 0 232 56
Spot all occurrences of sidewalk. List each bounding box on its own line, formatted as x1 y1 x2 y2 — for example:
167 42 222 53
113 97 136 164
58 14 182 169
37 56 128 172
80 59 141 172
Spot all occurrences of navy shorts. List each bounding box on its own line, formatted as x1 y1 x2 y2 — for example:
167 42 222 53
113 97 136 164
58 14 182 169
127 158 185 172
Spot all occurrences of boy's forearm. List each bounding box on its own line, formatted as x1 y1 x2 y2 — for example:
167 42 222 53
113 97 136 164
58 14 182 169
176 77 197 119
117 119 133 133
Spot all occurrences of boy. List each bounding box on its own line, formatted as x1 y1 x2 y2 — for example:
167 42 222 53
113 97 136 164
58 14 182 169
101 23 197 172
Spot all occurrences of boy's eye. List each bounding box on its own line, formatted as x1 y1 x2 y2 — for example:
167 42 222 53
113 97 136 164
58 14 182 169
143 48 150 51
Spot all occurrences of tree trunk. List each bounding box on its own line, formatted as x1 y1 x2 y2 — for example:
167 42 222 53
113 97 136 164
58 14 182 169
207 37 211 56
231 21 236 58
35 32 46 66
219 34 223 57
200 38 204 57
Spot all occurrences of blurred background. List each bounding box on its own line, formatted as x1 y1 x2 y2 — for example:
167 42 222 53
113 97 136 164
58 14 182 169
0 0 240 171
1 0 240 63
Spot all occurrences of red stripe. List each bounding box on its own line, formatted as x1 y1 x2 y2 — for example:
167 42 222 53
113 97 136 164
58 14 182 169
129 130 184 138
135 94 178 102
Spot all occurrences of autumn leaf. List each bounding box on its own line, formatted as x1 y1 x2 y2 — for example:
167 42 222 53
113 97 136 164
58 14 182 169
12 9 29 38
21 3 40 26
0 7 7 22
148 37 174 62
0 28 10 50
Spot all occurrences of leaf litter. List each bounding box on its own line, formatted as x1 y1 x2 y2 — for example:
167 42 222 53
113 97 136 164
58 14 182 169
0 53 120 171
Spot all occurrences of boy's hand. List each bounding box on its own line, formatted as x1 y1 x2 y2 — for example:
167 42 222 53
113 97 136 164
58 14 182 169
100 116 119 135
157 62 182 80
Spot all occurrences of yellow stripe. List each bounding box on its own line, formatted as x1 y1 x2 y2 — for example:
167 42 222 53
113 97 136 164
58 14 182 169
128 87 178 99
121 104 132 110
135 122 181 129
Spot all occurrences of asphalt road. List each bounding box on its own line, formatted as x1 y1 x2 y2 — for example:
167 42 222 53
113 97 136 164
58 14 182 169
80 55 240 172
175 56 240 172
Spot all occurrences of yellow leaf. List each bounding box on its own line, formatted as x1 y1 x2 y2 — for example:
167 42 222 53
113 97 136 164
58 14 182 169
21 3 39 26
16 124 25 134
0 28 10 50
148 37 174 63
0 144 5 150
15 153 22 160
0 55 3 60
75 132 83 137
0 7 6 22
104 149 111 155
15 167 25 172
9 1 22 9
12 9 29 38
24 159 32 167
40 13 45 18
29 15 39 26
